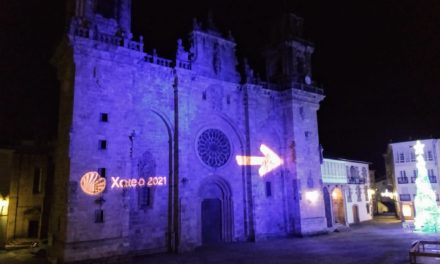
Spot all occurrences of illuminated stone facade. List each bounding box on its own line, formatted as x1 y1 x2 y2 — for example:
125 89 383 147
51 0 326 262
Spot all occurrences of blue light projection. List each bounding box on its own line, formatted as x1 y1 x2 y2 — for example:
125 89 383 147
236 144 283 176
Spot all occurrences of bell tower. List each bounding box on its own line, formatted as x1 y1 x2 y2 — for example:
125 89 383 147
264 13 314 88
70 0 132 38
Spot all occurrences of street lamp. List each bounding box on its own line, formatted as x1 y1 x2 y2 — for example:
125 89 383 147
0 198 7 249
0 199 8 215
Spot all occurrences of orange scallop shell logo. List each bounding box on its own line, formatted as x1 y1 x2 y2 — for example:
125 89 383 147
80 171 106 195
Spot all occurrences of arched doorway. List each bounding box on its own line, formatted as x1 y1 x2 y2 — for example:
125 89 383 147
202 198 222 244
331 187 346 225
199 177 233 245
323 187 332 227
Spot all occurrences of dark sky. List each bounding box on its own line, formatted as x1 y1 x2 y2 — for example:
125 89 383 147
1 0 440 176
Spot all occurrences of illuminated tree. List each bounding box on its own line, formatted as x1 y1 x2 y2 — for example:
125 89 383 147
413 140 440 232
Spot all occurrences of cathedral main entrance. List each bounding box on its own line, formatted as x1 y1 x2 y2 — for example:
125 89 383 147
202 198 222 244
198 177 233 245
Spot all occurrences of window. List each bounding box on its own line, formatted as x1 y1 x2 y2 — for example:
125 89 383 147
410 151 416 162
33 167 42 194
429 169 434 176
265 182 272 197
411 170 418 183
138 187 151 208
292 180 299 201
399 194 411 201
98 168 106 178
399 153 405 163
347 187 352 203
99 140 107 150
366 204 370 214
100 113 108 122
428 151 433 161
356 186 362 202
94 209 104 223
400 171 407 177
364 186 369 201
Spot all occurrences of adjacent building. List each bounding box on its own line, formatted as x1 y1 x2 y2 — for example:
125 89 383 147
385 139 440 221
321 158 373 227
0 142 53 248
50 0 327 262
0 148 13 248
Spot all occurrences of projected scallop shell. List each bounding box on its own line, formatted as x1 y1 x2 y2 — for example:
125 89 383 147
80 171 106 195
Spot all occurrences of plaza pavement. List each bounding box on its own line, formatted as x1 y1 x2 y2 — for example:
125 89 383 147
1 215 438 264
133 215 437 264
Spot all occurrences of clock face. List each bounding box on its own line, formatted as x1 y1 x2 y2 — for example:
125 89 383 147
305 75 312 85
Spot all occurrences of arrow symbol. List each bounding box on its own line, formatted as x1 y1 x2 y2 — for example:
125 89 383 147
236 144 283 176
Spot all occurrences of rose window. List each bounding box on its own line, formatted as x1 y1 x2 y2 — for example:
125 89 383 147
197 129 231 168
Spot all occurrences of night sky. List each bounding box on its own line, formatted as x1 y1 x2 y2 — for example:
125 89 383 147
1 0 440 177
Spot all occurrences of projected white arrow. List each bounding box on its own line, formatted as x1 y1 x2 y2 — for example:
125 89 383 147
236 144 283 176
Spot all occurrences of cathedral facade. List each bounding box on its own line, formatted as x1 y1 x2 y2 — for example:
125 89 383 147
51 0 326 262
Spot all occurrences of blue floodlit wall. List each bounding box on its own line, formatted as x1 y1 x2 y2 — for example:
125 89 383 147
50 1 326 262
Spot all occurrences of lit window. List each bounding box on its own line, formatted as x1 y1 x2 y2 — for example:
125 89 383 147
402 204 412 217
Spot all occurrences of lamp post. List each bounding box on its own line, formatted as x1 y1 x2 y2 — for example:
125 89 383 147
0 198 8 249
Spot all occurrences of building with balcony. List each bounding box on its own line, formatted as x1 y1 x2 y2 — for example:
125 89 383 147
321 158 373 228
384 139 440 221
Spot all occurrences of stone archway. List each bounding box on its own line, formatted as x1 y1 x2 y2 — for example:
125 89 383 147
198 177 233 244
331 187 346 225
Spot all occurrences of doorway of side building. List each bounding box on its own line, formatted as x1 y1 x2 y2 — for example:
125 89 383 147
28 220 39 238
352 205 360 224
331 187 346 225
323 187 333 227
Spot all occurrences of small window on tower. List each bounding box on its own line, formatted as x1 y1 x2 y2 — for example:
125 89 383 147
95 209 104 223
265 182 272 197
99 140 107 150
100 113 108 122
95 0 115 19
98 168 106 178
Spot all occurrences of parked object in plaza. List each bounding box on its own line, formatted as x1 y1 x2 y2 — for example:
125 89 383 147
409 240 440 264
30 239 48 257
